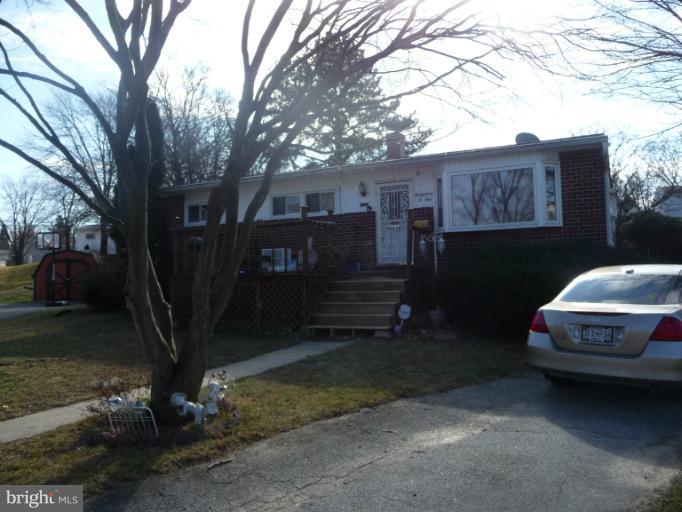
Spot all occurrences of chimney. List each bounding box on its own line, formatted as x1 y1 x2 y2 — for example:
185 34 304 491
386 132 406 160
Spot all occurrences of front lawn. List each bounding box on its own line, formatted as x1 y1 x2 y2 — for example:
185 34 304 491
644 477 682 512
0 308 298 420
0 335 527 497
0 262 37 304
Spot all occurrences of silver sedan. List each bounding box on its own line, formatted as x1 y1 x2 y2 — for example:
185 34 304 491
527 265 682 389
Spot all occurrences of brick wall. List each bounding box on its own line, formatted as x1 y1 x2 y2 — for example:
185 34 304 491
440 147 608 255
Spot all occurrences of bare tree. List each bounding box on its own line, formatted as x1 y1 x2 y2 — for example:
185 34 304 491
47 180 91 250
557 1 682 116
0 178 52 264
153 65 233 185
39 92 117 254
0 0 536 423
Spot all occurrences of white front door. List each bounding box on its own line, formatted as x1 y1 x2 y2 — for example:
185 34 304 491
377 182 410 265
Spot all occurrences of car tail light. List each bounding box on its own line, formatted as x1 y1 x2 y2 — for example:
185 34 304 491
650 316 682 342
530 310 549 333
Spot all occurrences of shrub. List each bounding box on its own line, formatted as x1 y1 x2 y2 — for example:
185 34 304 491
436 243 653 336
619 211 682 262
80 265 126 311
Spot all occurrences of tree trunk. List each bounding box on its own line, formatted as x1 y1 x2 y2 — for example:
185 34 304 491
99 217 109 256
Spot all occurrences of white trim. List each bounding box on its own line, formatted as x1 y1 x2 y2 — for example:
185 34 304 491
441 161 564 233
541 162 563 227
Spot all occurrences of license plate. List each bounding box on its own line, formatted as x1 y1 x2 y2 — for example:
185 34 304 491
580 326 614 345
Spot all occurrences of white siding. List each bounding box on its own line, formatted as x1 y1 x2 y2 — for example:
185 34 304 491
181 148 563 226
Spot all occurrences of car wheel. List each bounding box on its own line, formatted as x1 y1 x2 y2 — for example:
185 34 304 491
544 373 574 387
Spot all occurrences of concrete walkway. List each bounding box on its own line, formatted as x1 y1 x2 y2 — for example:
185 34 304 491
0 341 348 444
88 375 682 512
0 302 74 321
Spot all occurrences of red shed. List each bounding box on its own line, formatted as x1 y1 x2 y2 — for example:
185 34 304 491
33 250 97 302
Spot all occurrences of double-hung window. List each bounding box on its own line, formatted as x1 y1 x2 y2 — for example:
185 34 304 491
305 191 335 213
272 194 300 216
187 203 208 224
272 191 335 217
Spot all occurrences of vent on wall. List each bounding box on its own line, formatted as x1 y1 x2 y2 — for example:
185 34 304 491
515 132 540 144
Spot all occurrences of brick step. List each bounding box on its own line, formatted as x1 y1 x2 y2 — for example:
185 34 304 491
311 313 394 327
324 290 402 302
329 279 405 292
317 302 396 314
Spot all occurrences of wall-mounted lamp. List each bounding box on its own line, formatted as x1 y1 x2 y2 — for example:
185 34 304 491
419 234 445 257
358 181 367 197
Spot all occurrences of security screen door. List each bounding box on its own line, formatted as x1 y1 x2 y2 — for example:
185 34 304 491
378 182 410 265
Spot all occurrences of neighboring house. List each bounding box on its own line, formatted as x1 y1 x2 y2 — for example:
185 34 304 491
161 132 614 333
655 186 682 218
74 225 116 255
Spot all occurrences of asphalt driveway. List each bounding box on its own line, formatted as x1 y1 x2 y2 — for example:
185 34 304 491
89 374 682 512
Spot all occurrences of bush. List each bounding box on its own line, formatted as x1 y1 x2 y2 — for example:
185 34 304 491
80 265 126 311
436 243 653 336
619 211 682 262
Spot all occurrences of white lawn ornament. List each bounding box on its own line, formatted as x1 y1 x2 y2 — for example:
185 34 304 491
206 381 227 416
106 396 159 437
170 392 205 425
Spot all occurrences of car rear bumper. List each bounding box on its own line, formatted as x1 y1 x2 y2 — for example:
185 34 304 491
527 331 682 384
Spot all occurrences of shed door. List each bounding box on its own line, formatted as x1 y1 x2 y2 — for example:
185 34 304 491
377 182 410 265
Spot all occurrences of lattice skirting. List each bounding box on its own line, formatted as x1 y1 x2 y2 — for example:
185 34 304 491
169 274 330 332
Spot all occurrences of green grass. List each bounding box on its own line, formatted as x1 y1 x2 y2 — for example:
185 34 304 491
0 335 527 497
644 477 682 512
0 263 37 304
0 308 298 420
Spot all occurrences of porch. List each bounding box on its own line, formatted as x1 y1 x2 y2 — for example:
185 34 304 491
167 208 437 334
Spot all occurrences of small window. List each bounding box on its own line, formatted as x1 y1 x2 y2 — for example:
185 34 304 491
187 204 208 224
436 177 443 229
305 192 335 213
261 248 296 273
545 166 557 222
272 195 300 216
85 233 96 240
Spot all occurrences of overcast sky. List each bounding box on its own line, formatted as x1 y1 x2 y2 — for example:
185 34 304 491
0 0 678 183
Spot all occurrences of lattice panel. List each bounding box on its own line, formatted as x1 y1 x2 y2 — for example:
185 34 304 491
220 281 258 329
261 280 304 330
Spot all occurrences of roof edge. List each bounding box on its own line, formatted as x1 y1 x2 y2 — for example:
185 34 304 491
161 133 608 196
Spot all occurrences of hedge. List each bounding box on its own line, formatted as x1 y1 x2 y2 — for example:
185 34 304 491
435 243 654 336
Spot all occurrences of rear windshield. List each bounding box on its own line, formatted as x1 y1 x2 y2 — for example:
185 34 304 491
560 274 682 305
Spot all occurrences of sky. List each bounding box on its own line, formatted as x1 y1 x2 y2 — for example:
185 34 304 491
0 0 678 183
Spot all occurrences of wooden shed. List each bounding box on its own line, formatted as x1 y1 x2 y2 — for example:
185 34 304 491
33 250 97 302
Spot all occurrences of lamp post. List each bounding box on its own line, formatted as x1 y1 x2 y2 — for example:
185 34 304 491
418 233 446 328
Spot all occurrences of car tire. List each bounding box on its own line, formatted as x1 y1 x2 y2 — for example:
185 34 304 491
544 373 574 387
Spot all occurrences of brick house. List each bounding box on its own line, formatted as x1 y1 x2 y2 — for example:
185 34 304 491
161 133 614 334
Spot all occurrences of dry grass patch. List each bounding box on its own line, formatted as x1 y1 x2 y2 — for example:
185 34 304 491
0 263 37 304
0 308 298 420
0 335 526 497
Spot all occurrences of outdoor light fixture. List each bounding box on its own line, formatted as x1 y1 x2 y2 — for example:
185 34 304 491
419 234 446 273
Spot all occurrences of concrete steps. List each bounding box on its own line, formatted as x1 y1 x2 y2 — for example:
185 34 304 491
309 276 405 335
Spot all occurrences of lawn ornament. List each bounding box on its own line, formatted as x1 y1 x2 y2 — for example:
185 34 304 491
206 381 227 416
170 392 205 425
106 396 159 437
